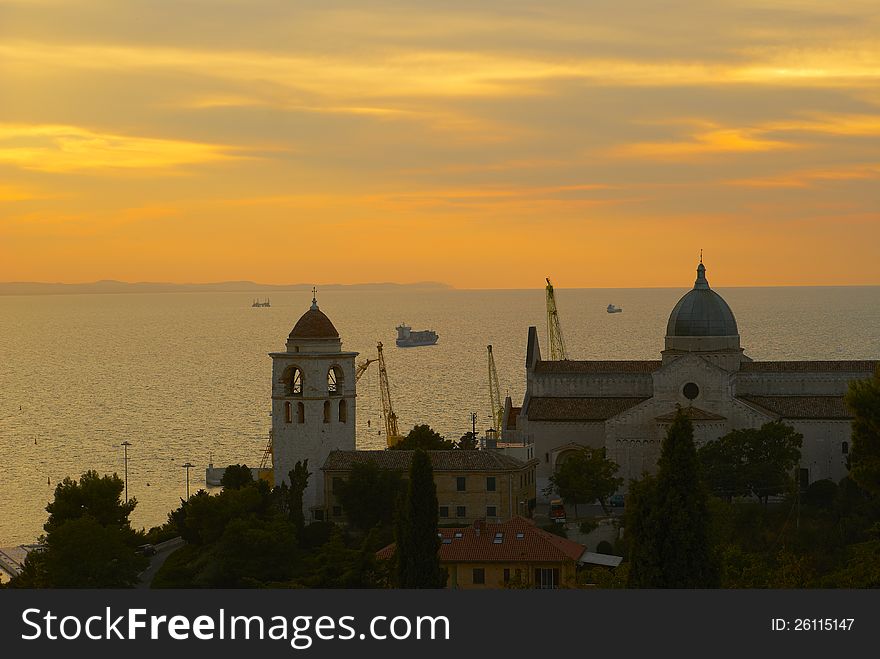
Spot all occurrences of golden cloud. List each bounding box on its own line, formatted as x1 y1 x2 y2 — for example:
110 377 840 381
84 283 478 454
0 124 243 173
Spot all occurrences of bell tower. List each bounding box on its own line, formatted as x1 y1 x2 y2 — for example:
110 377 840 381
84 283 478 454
269 291 357 520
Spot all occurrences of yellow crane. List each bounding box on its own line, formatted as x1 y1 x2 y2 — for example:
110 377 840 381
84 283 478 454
260 356 380 470
545 277 568 360
377 342 402 446
487 345 503 432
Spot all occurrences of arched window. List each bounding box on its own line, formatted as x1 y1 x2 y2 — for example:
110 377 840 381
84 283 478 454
328 365 345 396
284 366 303 397
284 401 292 424
297 402 305 424
842 441 849 455
323 400 331 424
339 399 347 423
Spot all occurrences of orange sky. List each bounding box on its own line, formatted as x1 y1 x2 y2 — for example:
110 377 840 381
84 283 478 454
0 0 878 288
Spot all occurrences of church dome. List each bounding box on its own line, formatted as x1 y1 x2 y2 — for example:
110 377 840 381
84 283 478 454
289 296 339 340
666 261 738 337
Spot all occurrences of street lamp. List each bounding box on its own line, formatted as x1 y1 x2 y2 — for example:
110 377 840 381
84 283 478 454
182 462 195 499
121 441 132 503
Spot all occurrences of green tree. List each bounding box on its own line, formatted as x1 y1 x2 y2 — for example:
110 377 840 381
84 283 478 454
288 460 310 539
336 461 404 532
544 447 623 516
11 471 145 588
44 470 137 536
846 367 880 496
699 422 802 505
456 432 478 450
221 464 254 490
391 424 456 450
394 449 447 588
627 408 718 587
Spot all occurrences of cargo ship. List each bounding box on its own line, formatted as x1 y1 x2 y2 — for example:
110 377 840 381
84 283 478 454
606 304 622 313
396 323 439 347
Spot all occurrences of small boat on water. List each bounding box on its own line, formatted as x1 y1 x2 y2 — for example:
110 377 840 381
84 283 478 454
607 304 623 314
396 323 439 347
252 298 271 308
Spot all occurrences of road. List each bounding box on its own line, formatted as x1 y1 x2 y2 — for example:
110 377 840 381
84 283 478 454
137 537 184 589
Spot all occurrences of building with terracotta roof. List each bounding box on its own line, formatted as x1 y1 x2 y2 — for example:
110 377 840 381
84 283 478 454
376 516 586 589
270 292 358 519
511 259 878 500
322 450 538 524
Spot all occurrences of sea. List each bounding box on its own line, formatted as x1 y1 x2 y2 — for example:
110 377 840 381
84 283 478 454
1 286 878 545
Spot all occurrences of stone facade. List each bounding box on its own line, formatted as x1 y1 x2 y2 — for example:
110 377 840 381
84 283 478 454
270 295 357 519
510 261 878 502
322 450 538 524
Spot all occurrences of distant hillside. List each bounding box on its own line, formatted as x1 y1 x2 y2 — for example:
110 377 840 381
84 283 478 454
0 280 453 296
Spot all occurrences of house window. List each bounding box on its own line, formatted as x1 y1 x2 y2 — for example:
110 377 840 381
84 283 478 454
323 400 331 423
472 568 485 585
503 568 510 583
535 568 560 589
486 476 496 492
456 476 466 492
332 477 343 494
487 506 497 518
313 509 324 522
439 506 449 518
332 506 342 517
284 401 292 423
338 399 347 423
297 401 305 423
842 441 849 455
456 506 466 518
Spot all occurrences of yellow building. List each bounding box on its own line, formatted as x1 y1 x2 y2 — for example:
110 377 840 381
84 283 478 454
321 450 538 524
377 516 586 589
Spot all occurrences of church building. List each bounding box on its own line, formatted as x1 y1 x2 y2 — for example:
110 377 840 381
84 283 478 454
510 260 878 502
270 294 357 519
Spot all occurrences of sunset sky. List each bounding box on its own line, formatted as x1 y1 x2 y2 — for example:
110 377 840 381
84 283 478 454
1 0 878 288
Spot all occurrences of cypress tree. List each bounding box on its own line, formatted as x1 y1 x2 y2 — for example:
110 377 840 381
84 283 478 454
846 367 880 497
394 449 447 588
628 408 718 587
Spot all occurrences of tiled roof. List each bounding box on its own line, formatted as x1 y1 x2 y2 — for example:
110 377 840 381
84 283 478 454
737 396 854 419
376 516 586 564
655 406 726 421
740 361 878 373
322 450 528 472
534 360 661 374
289 307 339 339
527 397 649 421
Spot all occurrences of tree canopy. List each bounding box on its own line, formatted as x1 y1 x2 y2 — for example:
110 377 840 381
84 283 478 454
390 424 456 450
11 470 146 588
336 461 404 532
627 408 718 588
846 367 880 496
394 448 446 588
221 464 254 490
698 422 802 504
544 447 622 516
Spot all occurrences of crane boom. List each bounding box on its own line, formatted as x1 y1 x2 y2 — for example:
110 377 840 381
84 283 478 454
356 357 377 382
487 345 503 432
545 277 568 360
376 342 402 446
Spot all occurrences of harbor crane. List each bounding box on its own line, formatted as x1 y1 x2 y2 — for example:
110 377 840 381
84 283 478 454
545 277 568 360
377 342 402 446
261 356 380 469
487 345 503 433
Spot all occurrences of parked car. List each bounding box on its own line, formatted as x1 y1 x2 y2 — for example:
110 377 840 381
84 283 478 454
137 543 156 557
609 494 626 508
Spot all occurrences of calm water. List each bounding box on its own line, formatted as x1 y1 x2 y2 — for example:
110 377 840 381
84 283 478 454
1 286 878 545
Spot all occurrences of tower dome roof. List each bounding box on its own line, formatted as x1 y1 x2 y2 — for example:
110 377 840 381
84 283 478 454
666 261 738 337
289 295 339 340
